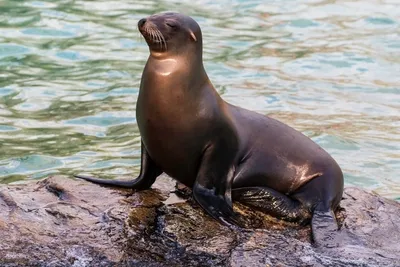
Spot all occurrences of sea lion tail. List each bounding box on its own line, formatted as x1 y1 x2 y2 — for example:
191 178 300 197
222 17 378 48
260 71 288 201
74 175 138 188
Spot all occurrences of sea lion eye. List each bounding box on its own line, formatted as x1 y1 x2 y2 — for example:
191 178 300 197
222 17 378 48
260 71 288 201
166 22 178 29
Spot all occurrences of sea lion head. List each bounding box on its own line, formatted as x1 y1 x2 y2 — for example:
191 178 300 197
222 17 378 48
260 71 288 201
138 12 202 57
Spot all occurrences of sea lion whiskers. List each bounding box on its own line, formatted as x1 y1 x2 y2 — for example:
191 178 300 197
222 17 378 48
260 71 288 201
149 29 155 42
148 27 165 50
142 23 155 42
155 29 167 51
152 29 161 46
143 25 167 51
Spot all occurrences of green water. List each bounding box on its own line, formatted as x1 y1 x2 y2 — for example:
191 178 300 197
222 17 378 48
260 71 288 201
0 0 399 200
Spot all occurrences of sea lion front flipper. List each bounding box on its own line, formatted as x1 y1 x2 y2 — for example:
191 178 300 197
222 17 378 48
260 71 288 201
192 141 240 227
193 183 240 227
74 140 162 190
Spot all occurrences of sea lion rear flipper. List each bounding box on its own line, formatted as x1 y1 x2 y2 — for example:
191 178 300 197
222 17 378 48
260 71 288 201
232 187 311 224
74 141 162 190
311 205 341 248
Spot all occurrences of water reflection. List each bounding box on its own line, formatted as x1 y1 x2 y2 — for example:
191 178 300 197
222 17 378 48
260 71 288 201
0 0 399 199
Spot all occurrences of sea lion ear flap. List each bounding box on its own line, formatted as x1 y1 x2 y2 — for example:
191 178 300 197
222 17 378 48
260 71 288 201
189 30 197 42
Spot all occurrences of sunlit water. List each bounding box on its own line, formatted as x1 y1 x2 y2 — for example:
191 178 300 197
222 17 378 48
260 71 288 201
0 0 399 200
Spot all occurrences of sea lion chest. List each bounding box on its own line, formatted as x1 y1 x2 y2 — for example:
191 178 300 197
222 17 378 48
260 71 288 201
136 59 207 185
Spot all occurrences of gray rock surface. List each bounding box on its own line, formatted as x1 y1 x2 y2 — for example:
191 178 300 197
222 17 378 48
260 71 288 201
0 175 399 266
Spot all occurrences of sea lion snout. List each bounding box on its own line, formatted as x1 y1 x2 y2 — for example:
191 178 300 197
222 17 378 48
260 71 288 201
138 18 146 28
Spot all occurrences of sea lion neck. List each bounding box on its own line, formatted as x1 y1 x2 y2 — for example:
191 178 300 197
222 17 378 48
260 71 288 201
149 45 203 61
147 53 206 80
149 51 171 60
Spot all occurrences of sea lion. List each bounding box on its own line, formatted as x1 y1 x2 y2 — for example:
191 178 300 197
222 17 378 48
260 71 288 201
75 12 344 247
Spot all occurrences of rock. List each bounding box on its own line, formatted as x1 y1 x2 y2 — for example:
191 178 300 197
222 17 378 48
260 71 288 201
0 175 399 266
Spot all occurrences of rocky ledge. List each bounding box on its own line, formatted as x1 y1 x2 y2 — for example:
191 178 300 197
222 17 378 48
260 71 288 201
0 175 399 267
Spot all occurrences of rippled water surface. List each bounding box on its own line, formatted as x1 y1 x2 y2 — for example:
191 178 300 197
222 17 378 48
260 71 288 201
0 0 399 199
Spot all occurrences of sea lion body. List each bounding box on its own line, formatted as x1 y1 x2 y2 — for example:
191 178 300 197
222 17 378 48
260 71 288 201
75 12 344 247
140 63 339 193
230 106 339 193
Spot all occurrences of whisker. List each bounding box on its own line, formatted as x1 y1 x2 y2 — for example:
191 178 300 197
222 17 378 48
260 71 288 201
157 29 167 51
157 31 165 51
150 30 155 43
154 30 162 49
162 32 167 51
142 25 167 51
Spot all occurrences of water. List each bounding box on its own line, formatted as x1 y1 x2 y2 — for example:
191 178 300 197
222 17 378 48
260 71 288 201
0 0 399 200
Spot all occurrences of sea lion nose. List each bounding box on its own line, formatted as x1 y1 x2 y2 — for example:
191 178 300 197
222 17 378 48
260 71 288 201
138 18 146 28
